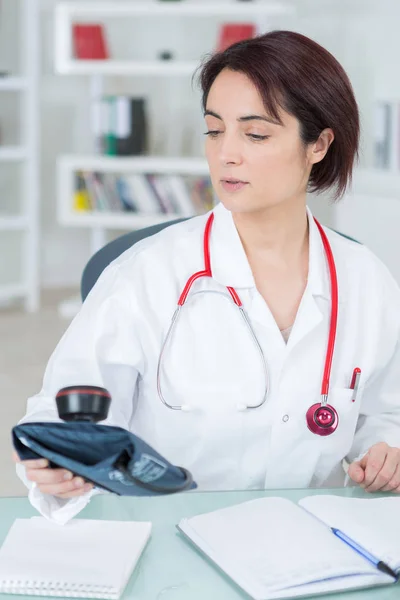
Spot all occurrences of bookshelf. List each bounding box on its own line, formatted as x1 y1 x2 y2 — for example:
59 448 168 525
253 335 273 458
0 0 40 311
54 1 294 317
57 154 210 232
54 1 294 248
54 1 294 75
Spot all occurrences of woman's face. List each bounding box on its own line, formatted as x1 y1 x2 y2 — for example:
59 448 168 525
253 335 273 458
204 69 316 215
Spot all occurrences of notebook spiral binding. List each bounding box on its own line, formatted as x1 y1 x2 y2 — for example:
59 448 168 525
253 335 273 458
0 580 117 599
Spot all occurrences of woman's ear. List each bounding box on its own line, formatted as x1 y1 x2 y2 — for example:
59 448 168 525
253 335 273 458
308 128 335 165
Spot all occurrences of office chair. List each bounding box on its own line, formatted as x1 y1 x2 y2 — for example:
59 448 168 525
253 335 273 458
80 217 359 302
81 217 188 301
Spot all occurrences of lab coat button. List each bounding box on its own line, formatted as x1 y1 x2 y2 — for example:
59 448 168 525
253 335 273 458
282 414 289 423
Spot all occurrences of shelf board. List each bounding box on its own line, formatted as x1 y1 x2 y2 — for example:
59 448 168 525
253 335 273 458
56 59 200 76
0 283 27 303
0 215 28 231
58 154 209 175
0 147 27 161
58 1 294 18
55 1 295 76
60 211 188 230
0 77 27 91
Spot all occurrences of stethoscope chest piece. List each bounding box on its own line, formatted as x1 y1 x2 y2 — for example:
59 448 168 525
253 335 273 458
306 403 339 436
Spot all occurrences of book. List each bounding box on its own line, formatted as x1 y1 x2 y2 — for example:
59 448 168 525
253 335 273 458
72 24 109 60
0 517 151 598
177 494 400 599
165 175 195 217
124 173 163 214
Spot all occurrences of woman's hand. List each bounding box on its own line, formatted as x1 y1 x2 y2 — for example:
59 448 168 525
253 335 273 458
12 451 93 498
348 442 400 492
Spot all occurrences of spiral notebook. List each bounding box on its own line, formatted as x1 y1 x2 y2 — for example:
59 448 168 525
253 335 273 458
0 517 152 598
178 495 400 599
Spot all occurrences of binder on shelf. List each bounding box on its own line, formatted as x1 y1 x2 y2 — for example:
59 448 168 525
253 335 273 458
114 96 148 156
72 24 109 60
217 23 256 52
101 96 117 156
373 100 400 171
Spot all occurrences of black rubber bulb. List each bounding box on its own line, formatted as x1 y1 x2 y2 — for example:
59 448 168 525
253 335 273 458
55 386 111 423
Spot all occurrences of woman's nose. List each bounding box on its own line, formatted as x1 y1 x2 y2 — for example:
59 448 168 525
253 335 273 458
218 133 243 166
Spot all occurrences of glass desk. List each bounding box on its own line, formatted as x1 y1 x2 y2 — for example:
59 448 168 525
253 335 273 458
0 487 398 600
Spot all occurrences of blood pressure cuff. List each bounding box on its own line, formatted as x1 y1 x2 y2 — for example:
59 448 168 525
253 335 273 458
12 422 196 496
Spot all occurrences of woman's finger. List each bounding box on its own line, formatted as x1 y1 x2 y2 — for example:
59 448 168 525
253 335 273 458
26 467 73 485
12 451 48 469
364 449 399 492
37 477 88 496
362 444 388 489
56 483 93 499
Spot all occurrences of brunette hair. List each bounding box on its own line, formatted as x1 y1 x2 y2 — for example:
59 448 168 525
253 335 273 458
196 30 360 200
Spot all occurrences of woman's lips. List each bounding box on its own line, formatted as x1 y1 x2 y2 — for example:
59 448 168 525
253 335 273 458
220 180 249 192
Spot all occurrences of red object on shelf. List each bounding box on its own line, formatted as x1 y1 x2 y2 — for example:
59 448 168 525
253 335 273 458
73 24 109 60
217 23 256 52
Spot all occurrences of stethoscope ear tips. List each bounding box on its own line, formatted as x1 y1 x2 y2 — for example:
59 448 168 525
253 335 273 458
236 403 247 412
181 405 192 412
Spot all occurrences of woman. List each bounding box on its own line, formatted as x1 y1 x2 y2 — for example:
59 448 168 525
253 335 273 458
14 31 400 524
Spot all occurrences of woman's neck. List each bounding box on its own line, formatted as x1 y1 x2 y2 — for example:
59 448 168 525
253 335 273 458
232 198 309 265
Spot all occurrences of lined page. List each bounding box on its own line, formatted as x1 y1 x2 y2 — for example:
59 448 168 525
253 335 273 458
179 497 383 599
299 495 400 571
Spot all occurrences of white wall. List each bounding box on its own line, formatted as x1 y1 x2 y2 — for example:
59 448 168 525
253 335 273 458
6 0 400 289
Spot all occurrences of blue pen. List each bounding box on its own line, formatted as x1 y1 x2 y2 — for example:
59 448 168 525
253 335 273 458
331 528 398 580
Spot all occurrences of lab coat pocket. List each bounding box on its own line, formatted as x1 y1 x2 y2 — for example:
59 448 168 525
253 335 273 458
321 387 361 454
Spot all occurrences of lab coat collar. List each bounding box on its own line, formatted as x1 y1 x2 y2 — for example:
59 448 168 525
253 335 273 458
210 202 255 289
210 202 337 303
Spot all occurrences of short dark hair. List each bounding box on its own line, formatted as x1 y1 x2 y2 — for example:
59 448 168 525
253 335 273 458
196 30 360 200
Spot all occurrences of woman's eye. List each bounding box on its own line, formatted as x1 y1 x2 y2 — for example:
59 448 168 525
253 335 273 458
203 131 270 141
204 131 221 138
248 134 270 141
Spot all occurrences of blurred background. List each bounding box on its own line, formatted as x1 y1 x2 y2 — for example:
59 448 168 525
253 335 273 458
1 0 399 494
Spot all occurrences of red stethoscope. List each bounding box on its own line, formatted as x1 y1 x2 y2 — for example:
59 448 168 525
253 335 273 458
157 211 339 436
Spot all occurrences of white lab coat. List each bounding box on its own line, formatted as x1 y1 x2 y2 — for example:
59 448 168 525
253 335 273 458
17 203 400 524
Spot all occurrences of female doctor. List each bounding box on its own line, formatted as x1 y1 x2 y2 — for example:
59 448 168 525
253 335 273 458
15 30 400 524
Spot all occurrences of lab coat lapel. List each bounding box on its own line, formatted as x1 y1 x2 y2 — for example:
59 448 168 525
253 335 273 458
209 203 339 344
287 209 331 349
210 203 278 331
209 203 255 289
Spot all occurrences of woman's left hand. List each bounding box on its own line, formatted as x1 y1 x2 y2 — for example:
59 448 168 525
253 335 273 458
348 442 400 492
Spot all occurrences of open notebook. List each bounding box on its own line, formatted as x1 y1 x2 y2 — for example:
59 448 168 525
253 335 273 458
0 517 151 599
177 495 400 600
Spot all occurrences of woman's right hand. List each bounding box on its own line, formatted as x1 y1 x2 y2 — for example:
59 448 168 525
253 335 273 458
12 451 93 498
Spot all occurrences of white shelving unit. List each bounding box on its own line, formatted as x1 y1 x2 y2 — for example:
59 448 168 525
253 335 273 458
57 154 209 233
55 1 294 75
0 0 40 311
0 76 27 91
54 1 293 317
